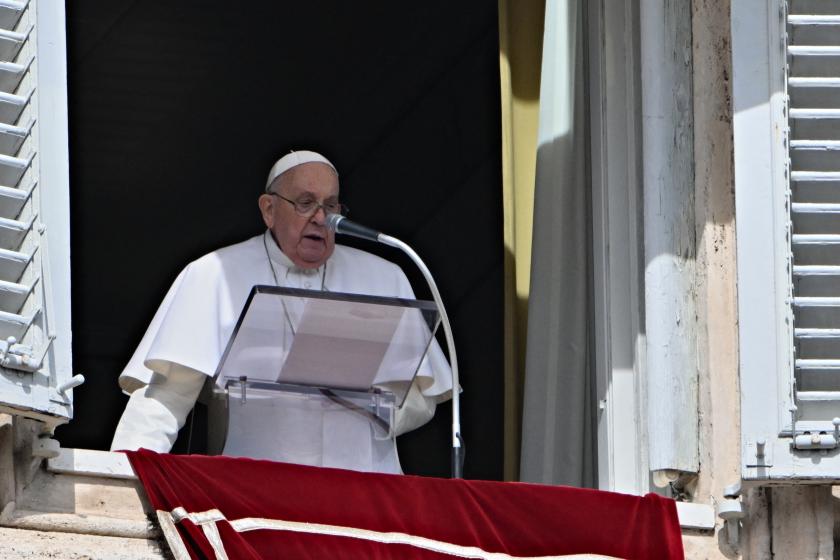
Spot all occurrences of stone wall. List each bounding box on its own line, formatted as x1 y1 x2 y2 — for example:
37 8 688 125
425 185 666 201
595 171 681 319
0 415 167 559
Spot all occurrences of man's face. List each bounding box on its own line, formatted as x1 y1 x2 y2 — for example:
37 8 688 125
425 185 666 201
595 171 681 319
258 162 339 269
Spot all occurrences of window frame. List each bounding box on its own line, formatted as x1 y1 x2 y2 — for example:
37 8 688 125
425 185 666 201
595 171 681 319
587 0 648 494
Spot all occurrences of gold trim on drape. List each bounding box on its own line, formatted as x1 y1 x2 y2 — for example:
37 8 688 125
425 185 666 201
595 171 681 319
498 0 545 481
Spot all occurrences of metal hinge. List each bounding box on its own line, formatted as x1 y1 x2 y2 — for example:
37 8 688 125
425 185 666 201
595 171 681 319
49 374 85 405
0 334 54 372
792 418 840 450
745 438 773 467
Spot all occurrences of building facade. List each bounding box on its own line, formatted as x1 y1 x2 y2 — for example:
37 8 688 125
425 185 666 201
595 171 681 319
0 0 839 558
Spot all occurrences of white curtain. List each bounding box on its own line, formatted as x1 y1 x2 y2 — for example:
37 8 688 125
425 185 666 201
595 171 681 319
519 0 592 487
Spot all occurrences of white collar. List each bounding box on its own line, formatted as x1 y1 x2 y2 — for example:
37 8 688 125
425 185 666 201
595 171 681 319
263 230 323 277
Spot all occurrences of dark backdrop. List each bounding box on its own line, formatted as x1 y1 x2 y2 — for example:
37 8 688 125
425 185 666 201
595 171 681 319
58 0 504 480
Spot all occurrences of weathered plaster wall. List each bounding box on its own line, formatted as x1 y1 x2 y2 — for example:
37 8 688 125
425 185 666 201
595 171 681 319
691 0 738 511
685 0 741 556
743 485 834 559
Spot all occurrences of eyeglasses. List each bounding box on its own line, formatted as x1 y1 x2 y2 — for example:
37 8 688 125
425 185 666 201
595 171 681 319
269 192 349 217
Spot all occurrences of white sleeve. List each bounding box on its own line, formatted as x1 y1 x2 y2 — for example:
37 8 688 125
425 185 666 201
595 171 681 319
393 381 438 436
110 366 206 453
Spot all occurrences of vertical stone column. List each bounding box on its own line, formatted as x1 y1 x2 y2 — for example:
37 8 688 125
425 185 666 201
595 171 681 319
742 487 771 560
0 415 14 514
771 486 834 559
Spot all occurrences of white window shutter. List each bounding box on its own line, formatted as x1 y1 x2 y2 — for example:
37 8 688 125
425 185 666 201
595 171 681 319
787 5 840 444
735 0 840 481
0 0 74 427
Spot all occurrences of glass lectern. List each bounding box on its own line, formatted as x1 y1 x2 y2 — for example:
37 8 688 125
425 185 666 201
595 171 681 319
202 286 440 468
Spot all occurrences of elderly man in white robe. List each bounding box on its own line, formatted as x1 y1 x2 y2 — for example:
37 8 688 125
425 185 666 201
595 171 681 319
111 151 453 474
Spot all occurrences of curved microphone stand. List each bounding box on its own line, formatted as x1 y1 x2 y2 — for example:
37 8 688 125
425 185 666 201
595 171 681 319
326 214 464 478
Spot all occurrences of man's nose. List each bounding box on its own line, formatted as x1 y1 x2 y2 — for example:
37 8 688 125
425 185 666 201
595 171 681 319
310 205 327 224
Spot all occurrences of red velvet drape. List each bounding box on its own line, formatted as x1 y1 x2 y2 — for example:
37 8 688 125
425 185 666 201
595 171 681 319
127 449 684 559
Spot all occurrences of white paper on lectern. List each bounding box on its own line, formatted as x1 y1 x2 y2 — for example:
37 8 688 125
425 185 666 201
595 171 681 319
277 298 406 390
217 290 438 402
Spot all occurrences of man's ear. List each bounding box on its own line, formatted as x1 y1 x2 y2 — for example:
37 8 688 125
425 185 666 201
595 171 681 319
258 194 275 228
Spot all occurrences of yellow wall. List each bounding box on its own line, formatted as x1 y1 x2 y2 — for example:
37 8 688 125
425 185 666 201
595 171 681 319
498 0 544 480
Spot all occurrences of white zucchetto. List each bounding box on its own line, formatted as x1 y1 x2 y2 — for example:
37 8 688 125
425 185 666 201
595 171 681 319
265 150 337 191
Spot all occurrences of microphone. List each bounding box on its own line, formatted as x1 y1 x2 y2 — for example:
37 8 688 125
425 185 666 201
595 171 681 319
326 214 381 242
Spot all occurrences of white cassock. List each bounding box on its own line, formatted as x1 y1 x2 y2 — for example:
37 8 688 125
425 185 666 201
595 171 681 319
111 231 453 474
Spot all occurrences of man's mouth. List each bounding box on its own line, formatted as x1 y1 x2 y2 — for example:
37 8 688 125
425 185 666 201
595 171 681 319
303 232 325 242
